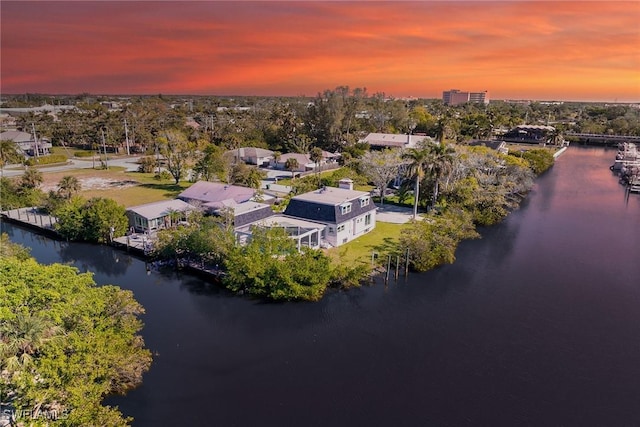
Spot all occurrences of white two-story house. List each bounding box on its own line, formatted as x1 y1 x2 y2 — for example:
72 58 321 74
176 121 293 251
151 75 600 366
284 179 377 247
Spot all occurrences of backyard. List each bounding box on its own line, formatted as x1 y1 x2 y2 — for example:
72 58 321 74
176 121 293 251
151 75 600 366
327 221 408 268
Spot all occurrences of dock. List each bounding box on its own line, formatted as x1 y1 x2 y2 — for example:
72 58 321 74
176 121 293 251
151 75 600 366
1 207 60 237
112 233 155 255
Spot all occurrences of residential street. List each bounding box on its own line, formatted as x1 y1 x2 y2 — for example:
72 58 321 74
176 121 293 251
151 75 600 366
1 156 143 178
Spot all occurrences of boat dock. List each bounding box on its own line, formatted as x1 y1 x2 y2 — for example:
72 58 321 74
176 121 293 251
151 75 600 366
1 207 60 237
112 233 155 255
611 143 640 195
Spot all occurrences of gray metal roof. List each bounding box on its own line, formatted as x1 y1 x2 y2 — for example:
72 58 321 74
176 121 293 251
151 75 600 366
0 130 35 143
127 199 196 220
284 186 376 224
178 181 255 205
290 186 370 206
361 133 433 148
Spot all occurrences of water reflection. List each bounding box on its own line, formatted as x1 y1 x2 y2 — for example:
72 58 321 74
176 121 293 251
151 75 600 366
56 242 133 277
0 222 134 277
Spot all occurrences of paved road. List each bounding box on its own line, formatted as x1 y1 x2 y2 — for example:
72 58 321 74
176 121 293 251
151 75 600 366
1 156 143 177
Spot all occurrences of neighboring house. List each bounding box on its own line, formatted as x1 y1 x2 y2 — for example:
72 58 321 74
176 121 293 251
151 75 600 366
235 214 326 250
227 147 274 166
0 130 52 157
178 180 271 212
284 179 377 247
500 125 556 144
359 132 433 149
272 151 340 172
126 199 197 233
468 140 509 155
273 153 315 172
0 104 76 116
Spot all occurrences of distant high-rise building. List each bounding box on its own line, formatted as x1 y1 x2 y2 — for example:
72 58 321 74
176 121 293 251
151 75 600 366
443 89 489 106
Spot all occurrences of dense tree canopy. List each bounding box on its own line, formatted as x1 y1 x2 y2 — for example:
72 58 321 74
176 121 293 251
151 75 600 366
399 209 479 272
54 196 128 243
224 227 332 301
0 238 151 426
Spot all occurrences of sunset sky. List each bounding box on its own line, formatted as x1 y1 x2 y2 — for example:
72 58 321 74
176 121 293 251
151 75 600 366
1 1 639 101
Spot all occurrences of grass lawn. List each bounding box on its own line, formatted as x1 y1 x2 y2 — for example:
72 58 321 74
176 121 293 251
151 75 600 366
81 180 191 206
327 221 408 269
50 146 76 158
40 168 193 207
83 171 192 206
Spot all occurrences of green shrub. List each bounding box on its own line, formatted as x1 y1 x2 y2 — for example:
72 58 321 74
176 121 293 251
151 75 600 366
74 150 95 158
400 209 480 272
223 227 331 301
330 263 370 288
153 170 172 181
521 149 554 175
53 196 128 243
138 156 156 173
0 177 45 210
25 154 68 166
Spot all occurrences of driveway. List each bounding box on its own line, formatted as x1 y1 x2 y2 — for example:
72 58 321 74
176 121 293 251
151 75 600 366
376 204 419 224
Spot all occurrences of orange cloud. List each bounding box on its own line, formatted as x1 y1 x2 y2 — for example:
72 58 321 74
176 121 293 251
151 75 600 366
1 1 638 101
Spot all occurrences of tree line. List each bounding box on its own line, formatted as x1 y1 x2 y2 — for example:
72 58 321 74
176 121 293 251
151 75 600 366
4 90 639 161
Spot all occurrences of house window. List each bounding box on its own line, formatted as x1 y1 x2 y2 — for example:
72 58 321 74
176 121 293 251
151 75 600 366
360 197 370 207
340 203 352 215
329 227 334 233
365 213 371 226
337 224 345 232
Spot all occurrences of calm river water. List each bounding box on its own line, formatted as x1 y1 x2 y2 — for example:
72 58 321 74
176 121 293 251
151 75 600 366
3 146 640 426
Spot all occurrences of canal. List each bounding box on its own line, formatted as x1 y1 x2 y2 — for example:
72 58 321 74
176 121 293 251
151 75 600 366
3 146 640 426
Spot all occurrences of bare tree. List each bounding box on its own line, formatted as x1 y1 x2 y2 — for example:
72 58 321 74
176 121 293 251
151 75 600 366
360 149 404 205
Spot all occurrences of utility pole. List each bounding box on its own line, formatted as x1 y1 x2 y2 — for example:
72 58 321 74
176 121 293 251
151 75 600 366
31 123 39 158
101 129 108 169
155 142 161 174
124 119 131 155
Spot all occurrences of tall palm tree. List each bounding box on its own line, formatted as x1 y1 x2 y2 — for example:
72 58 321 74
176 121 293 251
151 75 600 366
0 139 22 177
402 147 431 219
425 142 456 209
309 147 324 187
272 151 282 168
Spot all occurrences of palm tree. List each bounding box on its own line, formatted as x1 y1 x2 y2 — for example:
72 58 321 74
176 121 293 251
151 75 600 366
21 167 43 189
546 127 563 146
0 313 59 371
167 208 183 228
0 139 22 177
402 147 431 219
272 151 282 168
285 157 299 181
425 142 456 209
57 175 81 200
309 147 324 187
